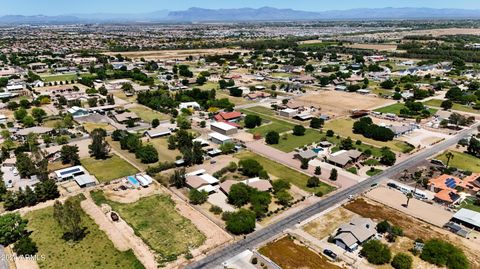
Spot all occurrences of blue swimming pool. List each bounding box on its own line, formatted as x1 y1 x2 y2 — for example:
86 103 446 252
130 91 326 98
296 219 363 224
128 176 140 187
312 148 323 153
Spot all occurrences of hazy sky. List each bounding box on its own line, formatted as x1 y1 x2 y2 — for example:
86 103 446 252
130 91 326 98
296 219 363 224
2 0 480 15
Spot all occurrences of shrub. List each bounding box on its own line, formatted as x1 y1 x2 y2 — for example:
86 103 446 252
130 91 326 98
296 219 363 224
391 253 413 269
13 236 38 256
210 205 223 215
420 239 468 269
376 220 391 233
361 240 392 265
225 209 256 235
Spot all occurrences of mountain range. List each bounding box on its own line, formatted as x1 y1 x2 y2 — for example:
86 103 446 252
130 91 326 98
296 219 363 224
2 7 480 24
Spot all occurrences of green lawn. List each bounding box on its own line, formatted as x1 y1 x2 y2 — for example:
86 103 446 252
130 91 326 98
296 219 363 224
324 118 414 153
40 73 78 82
235 151 335 194
366 168 383 176
423 99 480 114
436 150 480 172
458 197 480 213
271 129 323 152
128 104 170 122
374 103 437 116
241 107 295 136
25 195 144 269
242 106 276 116
90 191 205 265
81 154 139 182
347 167 358 174
147 137 181 162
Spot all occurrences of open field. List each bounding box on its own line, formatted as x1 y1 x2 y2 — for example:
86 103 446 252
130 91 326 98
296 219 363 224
216 90 252 106
40 73 78 82
259 236 342 269
103 48 249 60
271 129 323 152
344 198 480 268
295 91 392 118
324 118 414 153
128 104 170 122
235 151 335 194
374 102 437 116
25 195 144 269
91 191 205 264
436 150 480 172
345 43 398 51
147 137 181 162
424 99 480 114
241 108 295 136
303 207 357 240
81 154 139 182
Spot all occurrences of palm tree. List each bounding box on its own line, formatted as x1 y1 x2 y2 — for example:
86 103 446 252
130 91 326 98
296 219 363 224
445 151 454 168
405 192 414 208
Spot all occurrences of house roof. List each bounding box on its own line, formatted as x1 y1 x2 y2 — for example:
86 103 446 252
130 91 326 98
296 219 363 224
209 132 232 142
297 150 317 160
429 174 479 193
220 178 272 194
211 122 237 131
186 176 209 189
453 208 480 228
145 126 171 137
334 218 376 247
215 111 242 121
16 126 53 136
114 112 139 122
434 189 461 203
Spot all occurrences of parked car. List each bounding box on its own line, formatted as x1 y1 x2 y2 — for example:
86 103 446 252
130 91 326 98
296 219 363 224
323 249 337 259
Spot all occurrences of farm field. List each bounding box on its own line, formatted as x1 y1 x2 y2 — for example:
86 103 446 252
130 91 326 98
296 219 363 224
436 150 480 172
90 191 205 265
235 151 335 194
374 102 437 116
81 154 139 182
128 104 170 122
259 236 341 269
423 99 480 114
25 195 144 269
324 118 414 153
295 91 393 118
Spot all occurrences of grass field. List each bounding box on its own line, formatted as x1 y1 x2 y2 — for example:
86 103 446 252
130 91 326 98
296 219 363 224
259 236 341 269
81 154 139 182
374 102 437 116
424 99 480 114
26 195 144 269
271 129 323 152
40 73 78 82
241 107 295 136
82 122 116 133
459 196 480 213
128 104 170 122
436 150 480 172
324 118 414 153
147 137 181 162
90 191 205 264
235 151 335 194
366 168 383 176
216 91 252 106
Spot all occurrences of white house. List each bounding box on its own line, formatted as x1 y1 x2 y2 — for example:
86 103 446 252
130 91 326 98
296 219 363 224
179 102 200 110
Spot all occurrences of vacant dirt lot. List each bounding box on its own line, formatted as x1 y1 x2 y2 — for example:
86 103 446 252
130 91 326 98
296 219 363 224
344 198 480 268
295 91 393 118
103 48 249 60
302 207 358 240
346 43 398 51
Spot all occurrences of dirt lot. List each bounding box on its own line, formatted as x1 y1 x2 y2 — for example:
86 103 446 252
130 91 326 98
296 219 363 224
103 48 249 60
295 91 393 118
259 236 343 269
302 207 358 240
346 43 398 51
344 198 480 268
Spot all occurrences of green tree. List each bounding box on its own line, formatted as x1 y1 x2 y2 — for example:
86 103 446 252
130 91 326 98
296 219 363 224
13 236 38 255
445 151 454 168
170 168 186 188
329 168 338 181
31 108 47 123
376 220 391 233
225 209 256 235
60 145 80 165
381 149 396 166
22 116 35 127
228 183 251 207
272 179 291 193
244 115 262 129
265 131 280 144
391 253 413 269
53 199 85 241
88 128 109 159
135 145 159 164
310 118 324 129
315 166 322 175
275 190 293 206
220 142 236 154
151 118 160 128
14 108 27 121
238 159 264 177
0 213 28 245
420 239 468 269
292 125 306 136
189 189 208 205
441 100 453 110
361 240 392 265
307 176 320 188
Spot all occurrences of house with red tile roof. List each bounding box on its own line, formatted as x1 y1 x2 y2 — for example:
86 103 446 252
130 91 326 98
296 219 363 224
428 174 479 205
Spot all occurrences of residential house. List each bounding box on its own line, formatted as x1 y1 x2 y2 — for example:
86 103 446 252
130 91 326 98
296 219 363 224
328 150 363 168
220 178 272 195
333 217 377 252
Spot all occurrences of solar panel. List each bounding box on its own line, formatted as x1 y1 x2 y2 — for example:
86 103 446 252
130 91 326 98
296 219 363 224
59 167 81 176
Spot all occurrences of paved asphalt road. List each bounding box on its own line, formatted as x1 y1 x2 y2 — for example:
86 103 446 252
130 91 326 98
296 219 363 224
186 123 479 269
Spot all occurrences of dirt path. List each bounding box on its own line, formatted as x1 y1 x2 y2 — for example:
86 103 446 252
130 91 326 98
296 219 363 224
81 193 158 269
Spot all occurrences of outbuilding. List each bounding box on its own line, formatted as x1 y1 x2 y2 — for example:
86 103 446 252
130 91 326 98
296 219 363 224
210 122 238 136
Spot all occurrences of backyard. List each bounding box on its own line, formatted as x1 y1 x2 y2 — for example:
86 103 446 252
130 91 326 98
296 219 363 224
128 104 170 122
235 151 335 194
324 118 414 153
82 122 116 133
241 106 296 136
436 150 480 172
271 129 323 152
81 154 139 182
90 191 205 265
25 195 144 269
424 99 480 114
259 236 341 269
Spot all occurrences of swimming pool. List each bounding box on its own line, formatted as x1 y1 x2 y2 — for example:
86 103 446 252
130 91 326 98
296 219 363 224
312 148 323 153
127 176 140 187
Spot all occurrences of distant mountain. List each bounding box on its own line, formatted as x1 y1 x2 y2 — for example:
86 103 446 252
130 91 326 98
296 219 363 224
2 7 480 24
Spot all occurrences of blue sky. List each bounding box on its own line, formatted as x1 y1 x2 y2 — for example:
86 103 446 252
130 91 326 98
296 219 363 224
2 0 480 15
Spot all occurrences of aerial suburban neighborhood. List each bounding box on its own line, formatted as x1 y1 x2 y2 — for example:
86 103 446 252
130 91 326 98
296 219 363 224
1 1 480 269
